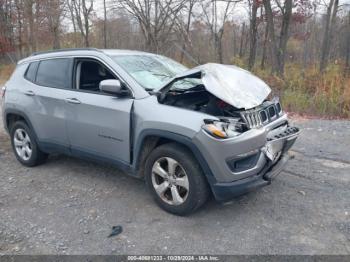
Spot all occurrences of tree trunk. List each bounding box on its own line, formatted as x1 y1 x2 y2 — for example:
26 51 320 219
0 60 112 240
346 11 350 74
214 31 224 63
83 1 90 47
239 22 246 58
302 23 309 74
260 22 268 69
103 0 107 48
34 0 40 52
52 26 60 49
84 32 89 47
217 35 223 63
263 0 280 74
278 0 292 74
14 0 23 58
248 0 258 70
320 0 338 72
180 1 194 64
232 25 237 57
310 3 318 64
26 0 35 53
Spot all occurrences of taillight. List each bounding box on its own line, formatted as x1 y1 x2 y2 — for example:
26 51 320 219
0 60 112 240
1 85 6 99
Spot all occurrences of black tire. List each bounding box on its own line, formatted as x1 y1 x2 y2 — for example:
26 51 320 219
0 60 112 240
10 121 48 167
145 143 210 216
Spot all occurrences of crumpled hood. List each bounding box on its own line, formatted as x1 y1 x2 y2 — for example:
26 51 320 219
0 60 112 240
158 63 271 110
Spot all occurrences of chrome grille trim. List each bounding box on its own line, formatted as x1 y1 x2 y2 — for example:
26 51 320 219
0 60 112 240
240 101 283 129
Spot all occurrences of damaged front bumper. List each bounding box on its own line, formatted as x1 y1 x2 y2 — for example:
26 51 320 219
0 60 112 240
211 152 294 202
193 114 300 202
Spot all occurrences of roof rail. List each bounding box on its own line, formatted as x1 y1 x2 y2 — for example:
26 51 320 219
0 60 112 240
31 48 102 56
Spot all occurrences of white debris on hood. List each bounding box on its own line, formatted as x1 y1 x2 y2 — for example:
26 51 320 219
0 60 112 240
199 63 271 109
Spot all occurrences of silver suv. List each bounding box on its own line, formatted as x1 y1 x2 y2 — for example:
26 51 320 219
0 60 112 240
1 48 299 215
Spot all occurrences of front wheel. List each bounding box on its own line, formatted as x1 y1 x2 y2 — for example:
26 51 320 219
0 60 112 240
145 143 210 215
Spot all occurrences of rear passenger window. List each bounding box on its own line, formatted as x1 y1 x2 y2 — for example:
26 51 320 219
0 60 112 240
36 59 71 89
24 62 39 82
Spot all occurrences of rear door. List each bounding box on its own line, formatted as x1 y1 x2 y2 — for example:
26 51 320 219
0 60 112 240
24 58 73 150
65 58 133 164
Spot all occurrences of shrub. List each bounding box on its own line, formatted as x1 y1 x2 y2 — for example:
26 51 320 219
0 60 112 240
253 62 350 118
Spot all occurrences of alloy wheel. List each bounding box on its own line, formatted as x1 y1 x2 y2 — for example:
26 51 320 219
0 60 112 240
13 128 32 161
151 157 189 206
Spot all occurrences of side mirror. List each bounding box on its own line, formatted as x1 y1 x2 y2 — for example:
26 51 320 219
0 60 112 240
99 79 129 96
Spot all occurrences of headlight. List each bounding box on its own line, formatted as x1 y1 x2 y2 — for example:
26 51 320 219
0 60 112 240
203 119 242 139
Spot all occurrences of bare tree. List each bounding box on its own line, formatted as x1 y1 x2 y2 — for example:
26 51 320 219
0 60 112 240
176 0 198 63
0 0 348 81
103 0 107 48
66 0 78 47
260 20 268 69
0 0 15 54
118 0 185 52
70 0 94 47
346 10 350 74
276 0 292 74
320 0 339 72
25 0 36 52
248 0 259 70
201 0 237 63
238 22 246 58
263 0 279 74
46 0 66 49
14 0 24 57
263 0 292 76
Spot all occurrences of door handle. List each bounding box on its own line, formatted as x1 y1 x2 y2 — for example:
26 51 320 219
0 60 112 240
65 98 81 104
24 90 35 96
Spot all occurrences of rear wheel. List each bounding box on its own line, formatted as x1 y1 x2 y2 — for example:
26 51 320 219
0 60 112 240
145 143 210 215
10 121 48 167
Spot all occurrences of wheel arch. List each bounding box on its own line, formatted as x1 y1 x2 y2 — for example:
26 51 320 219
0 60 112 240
4 109 35 136
132 129 216 185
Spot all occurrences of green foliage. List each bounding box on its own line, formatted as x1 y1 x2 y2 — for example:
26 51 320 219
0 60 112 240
252 62 350 118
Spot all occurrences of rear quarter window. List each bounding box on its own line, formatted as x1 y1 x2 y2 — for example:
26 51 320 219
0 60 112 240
36 58 71 89
24 62 39 82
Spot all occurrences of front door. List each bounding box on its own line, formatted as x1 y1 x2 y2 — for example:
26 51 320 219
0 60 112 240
65 58 133 163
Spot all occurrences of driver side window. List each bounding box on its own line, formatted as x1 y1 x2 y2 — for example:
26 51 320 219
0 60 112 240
74 58 117 93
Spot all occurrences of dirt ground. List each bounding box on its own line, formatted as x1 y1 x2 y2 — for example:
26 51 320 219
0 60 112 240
0 101 349 254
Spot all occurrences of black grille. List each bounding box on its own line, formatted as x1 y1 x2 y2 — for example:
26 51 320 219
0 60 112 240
260 110 268 122
268 106 276 118
267 126 299 141
240 100 283 129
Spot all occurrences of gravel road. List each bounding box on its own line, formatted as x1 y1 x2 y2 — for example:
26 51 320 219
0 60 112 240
0 107 349 255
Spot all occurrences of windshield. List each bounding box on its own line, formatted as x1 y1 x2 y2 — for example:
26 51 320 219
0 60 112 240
112 55 198 90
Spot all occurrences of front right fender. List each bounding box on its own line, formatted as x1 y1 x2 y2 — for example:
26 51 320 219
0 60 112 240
132 128 217 186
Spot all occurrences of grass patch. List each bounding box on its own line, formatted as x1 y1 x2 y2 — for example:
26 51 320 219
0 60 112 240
253 63 350 118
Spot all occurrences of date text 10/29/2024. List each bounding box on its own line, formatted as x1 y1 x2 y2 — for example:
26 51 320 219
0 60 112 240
127 255 219 261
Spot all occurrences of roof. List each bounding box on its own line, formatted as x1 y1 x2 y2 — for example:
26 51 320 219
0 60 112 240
101 49 153 56
18 48 156 64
